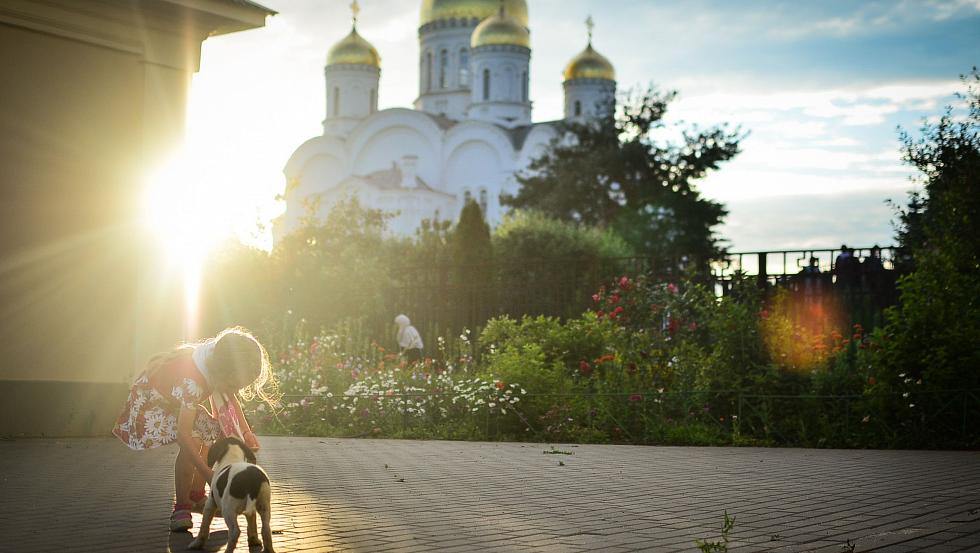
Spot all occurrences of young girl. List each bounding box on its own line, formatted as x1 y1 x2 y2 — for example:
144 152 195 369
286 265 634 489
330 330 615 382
112 327 277 531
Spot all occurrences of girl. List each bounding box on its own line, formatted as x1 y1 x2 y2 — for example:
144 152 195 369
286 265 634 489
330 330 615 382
112 327 277 531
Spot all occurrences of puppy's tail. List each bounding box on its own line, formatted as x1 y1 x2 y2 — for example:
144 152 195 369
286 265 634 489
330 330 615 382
245 481 271 517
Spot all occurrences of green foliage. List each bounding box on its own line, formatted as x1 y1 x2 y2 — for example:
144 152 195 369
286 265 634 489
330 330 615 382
270 196 395 331
865 69 980 445
505 85 741 270
696 511 736 553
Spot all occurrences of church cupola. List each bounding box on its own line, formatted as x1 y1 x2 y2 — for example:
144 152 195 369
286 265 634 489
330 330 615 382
416 0 529 121
563 16 616 121
466 2 532 127
324 1 381 135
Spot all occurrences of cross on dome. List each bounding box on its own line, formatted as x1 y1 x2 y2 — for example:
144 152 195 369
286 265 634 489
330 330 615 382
585 15 594 44
350 0 360 28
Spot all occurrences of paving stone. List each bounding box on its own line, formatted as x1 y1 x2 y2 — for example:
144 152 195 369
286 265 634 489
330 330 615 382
0 437 978 552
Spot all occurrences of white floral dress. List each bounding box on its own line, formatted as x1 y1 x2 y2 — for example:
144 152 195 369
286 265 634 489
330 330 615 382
112 355 222 450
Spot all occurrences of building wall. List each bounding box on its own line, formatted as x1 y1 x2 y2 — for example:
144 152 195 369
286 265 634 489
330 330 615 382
0 0 270 437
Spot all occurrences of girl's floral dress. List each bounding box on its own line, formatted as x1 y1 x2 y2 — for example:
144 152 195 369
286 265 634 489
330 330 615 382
112 354 222 450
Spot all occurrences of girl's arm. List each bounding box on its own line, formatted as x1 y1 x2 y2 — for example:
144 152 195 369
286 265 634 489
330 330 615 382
176 406 214 482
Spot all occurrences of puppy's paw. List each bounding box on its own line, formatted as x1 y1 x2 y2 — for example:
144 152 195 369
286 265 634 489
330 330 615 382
187 537 205 550
248 536 262 547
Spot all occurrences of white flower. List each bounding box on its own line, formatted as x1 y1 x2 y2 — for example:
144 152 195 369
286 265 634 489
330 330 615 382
171 386 184 401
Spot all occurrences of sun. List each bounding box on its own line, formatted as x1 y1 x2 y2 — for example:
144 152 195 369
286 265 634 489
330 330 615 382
142 148 236 338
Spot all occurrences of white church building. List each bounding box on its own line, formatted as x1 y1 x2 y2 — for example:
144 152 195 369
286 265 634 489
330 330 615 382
275 0 618 241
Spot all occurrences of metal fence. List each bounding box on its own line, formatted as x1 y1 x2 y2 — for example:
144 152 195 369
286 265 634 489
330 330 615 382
259 388 979 449
381 246 903 343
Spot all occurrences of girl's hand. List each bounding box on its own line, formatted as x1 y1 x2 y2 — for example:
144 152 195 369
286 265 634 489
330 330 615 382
243 431 260 452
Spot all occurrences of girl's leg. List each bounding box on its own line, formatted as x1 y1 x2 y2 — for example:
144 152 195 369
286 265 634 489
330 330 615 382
174 438 203 505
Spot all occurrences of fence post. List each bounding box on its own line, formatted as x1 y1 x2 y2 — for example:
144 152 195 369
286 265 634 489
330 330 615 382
962 391 968 443
757 253 768 289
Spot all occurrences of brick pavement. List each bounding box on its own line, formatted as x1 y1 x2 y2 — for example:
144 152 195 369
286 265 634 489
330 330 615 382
0 437 978 552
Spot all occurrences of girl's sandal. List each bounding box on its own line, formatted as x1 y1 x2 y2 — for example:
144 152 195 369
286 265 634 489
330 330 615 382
170 507 193 532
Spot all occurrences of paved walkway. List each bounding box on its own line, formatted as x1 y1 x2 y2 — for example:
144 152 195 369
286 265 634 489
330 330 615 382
1 437 978 552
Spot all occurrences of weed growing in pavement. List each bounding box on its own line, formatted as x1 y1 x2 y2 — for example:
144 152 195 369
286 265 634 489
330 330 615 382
543 447 573 455
695 510 735 552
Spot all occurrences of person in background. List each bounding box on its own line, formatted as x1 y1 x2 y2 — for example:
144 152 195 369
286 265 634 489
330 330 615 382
395 314 424 364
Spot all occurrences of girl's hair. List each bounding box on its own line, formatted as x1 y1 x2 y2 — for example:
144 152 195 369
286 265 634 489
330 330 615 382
146 327 279 407
208 326 278 405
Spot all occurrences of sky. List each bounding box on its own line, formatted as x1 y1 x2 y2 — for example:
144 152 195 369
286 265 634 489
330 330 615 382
184 0 980 252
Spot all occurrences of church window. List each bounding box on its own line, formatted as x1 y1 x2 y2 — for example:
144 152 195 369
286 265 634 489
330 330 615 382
479 189 488 214
574 100 581 116
333 87 340 116
483 69 490 101
439 49 448 89
459 48 469 86
426 52 433 91
463 189 473 205
521 71 528 102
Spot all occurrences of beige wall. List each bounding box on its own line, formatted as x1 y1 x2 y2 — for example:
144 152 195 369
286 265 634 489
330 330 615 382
0 0 270 435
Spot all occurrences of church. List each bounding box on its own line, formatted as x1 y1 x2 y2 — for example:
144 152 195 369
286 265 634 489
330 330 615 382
275 0 618 241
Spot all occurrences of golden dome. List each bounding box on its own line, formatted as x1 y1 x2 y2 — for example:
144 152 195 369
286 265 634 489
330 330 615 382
471 8 529 48
420 0 528 27
327 28 380 67
563 43 615 81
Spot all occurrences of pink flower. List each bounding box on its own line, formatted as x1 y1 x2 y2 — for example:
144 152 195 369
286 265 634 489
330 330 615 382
667 283 679 294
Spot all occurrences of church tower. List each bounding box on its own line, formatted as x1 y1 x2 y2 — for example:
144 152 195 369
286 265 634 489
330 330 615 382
415 0 528 121
467 2 531 127
563 16 616 121
323 1 381 136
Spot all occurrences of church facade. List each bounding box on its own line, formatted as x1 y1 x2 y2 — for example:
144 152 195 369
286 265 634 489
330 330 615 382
275 0 617 241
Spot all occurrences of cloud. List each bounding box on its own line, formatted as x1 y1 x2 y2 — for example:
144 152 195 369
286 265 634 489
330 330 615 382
719 190 907 251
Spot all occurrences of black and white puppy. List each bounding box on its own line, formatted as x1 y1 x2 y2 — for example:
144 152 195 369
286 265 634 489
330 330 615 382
188 437 275 553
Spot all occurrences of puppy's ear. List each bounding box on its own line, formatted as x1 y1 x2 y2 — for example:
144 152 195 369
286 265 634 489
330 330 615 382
242 442 257 464
207 438 229 467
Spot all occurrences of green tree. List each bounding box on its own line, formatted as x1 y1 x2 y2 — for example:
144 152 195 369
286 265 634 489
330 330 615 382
505 86 742 271
492 210 632 319
871 70 980 441
450 200 494 329
270 196 395 331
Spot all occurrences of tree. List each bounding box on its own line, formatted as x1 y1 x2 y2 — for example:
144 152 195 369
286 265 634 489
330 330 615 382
450 200 494 329
873 69 980 412
505 86 741 271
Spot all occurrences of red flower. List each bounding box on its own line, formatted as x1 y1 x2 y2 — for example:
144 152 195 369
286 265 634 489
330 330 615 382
495 381 506 390
610 294 620 304
667 283 679 294
629 394 643 402
613 306 624 315
592 293 601 303
619 276 631 290
596 309 605 319
579 360 592 376
759 309 770 319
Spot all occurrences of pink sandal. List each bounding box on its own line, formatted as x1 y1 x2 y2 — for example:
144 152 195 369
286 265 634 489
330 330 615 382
170 504 193 532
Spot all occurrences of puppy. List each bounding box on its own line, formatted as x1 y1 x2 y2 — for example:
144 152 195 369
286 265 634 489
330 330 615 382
188 437 275 553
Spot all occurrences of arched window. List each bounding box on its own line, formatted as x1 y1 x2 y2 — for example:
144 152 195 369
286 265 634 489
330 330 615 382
479 189 488 214
521 70 528 102
439 49 448 89
463 189 473 205
426 52 433 91
369 88 376 113
482 68 490 101
574 100 581 116
459 48 469 86
332 87 340 116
